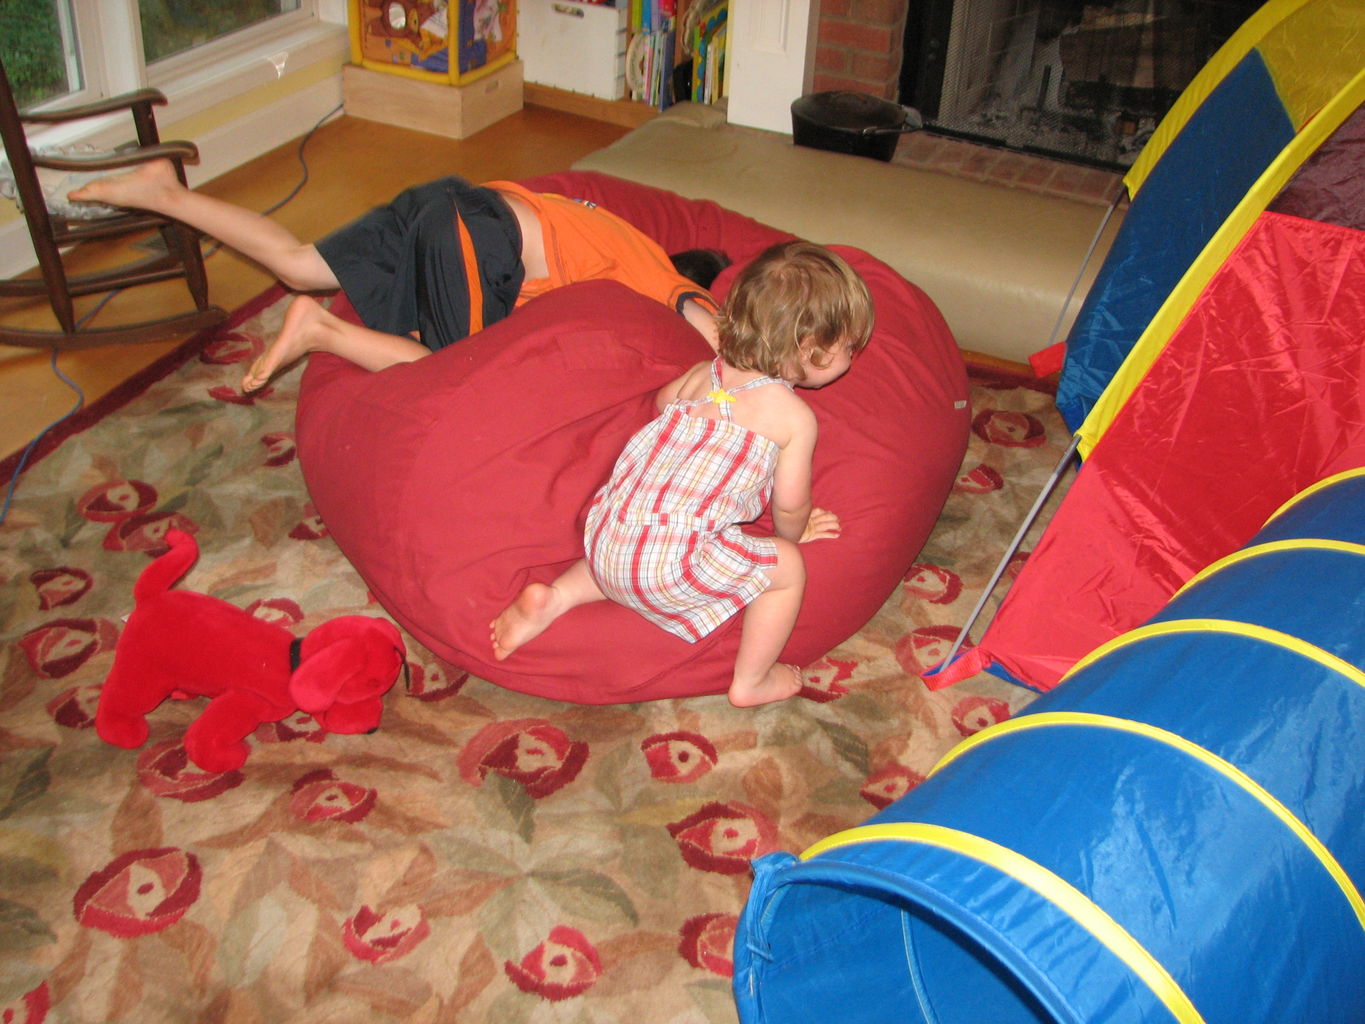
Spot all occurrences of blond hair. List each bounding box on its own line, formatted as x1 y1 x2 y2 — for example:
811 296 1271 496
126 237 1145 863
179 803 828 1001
717 241 874 381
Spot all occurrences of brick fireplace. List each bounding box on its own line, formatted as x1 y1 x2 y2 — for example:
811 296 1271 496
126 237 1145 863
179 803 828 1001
808 0 1258 169
812 0 906 101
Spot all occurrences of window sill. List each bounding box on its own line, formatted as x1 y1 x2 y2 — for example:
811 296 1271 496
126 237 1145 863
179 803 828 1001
154 20 350 125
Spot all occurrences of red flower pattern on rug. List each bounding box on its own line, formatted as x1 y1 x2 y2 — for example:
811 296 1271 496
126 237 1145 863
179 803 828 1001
45 683 103 729
459 718 589 798
342 904 431 964
0 983 50 1024
861 764 926 809
137 741 244 801
641 731 718 783
903 562 963 605
972 408 1048 447
680 913 739 977
20 619 118 678
290 768 377 822
799 655 857 702
505 926 603 1000
72 848 202 937
76 480 158 522
668 802 780 874
29 567 93 610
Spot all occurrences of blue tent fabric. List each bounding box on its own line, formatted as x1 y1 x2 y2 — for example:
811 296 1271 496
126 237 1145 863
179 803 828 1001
1054 50 1295 430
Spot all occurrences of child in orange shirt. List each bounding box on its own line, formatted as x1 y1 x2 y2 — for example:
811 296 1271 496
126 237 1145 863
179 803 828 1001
71 164 725 389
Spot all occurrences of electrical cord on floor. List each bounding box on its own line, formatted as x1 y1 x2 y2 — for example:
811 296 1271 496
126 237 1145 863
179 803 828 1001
202 100 343 256
1 101 345 524
1 344 87 524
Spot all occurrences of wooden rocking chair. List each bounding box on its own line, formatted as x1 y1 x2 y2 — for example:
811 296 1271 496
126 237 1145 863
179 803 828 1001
0 56 227 349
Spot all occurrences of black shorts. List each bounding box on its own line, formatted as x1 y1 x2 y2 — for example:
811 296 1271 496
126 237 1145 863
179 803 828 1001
314 176 524 352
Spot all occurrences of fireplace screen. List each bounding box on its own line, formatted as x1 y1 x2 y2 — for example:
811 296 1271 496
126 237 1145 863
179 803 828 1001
901 0 1260 168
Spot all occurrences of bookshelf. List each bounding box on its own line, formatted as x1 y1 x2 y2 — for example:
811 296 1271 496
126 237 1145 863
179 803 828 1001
518 0 728 114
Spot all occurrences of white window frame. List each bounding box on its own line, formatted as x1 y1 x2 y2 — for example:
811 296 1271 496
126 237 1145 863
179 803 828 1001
27 1 347 142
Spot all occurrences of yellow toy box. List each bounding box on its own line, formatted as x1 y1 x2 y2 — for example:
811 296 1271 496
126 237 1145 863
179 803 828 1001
350 0 516 85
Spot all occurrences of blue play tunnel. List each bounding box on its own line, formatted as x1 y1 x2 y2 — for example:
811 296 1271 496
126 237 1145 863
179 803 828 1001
734 468 1365 1024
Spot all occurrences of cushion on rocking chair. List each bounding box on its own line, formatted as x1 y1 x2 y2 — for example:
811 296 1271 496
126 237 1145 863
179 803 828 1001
0 148 120 219
294 172 970 703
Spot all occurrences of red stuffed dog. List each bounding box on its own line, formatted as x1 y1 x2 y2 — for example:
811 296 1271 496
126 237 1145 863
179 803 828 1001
96 529 406 773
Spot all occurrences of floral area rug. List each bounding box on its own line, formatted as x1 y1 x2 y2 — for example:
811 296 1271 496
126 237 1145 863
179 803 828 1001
0 288 1071 1023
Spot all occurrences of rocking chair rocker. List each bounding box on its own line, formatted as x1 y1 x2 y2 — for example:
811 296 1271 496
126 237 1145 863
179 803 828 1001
0 57 227 349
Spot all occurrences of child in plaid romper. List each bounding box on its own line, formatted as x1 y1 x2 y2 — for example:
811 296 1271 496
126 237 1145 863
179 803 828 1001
491 241 875 708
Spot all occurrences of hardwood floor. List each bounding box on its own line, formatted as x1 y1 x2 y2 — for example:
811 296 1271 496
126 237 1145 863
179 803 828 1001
0 104 631 462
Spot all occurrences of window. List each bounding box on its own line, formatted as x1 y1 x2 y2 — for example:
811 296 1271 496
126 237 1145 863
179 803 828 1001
140 1 304 64
1 0 319 110
0 1 83 108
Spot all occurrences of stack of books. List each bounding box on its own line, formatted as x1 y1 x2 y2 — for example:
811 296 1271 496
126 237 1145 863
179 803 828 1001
687 0 727 105
620 0 727 109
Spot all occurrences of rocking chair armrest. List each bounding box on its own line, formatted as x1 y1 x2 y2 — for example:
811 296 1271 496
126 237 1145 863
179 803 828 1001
20 88 168 125
31 141 200 172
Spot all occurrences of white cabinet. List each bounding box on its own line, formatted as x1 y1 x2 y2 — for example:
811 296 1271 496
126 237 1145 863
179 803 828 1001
519 0 629 100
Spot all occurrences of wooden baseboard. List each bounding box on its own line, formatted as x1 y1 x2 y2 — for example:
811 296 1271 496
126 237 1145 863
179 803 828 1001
523 83 659 129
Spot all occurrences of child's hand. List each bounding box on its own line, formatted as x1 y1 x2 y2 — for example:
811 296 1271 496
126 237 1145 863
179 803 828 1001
800 508 841 543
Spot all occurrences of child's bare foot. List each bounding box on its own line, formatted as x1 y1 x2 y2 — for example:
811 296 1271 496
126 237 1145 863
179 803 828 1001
490 583 562 660
68 157 181 212
728 663 803 707
242 295 329 391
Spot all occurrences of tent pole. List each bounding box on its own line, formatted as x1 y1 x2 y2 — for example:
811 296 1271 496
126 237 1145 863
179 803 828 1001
1045 187 1126 350
935 186 1120 676
937 434 1082 672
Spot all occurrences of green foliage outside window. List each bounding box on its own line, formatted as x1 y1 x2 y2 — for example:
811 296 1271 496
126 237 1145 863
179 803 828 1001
0 0 74 109
139 0 302 63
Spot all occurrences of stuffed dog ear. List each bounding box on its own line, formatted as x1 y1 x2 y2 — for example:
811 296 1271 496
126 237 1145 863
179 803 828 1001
289 639 365 715
290 617 405 714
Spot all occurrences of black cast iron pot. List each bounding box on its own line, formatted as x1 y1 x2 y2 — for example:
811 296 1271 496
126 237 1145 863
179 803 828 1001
791 91 923 162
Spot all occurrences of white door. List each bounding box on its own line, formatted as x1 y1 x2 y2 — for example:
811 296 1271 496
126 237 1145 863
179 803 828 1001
725 0 819 133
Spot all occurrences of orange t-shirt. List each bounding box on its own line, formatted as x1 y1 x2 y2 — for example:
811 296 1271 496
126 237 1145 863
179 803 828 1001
488 181 718 316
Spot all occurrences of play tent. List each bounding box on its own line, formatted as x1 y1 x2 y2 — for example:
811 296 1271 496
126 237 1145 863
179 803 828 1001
929 0 1365 692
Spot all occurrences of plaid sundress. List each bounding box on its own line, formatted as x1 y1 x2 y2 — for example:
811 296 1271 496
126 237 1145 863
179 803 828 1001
585 359 791 642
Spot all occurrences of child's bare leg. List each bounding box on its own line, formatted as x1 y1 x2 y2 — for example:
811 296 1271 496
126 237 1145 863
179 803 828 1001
491 560 605 660
729 540 806 708
70 159 337 292
242 295 430 391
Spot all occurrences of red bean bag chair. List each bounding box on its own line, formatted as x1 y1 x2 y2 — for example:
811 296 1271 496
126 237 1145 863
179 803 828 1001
295 171 969 703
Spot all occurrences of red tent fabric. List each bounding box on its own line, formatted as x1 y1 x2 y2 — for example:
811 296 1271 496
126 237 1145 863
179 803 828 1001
957 210 1365 689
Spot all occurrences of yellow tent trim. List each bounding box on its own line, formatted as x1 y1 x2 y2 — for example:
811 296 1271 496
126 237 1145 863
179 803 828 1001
1258 0 1365 126
930 712 1365 933
1076 67 1365 459
1261 467 1365 527
801 821 1206 1023
1061 618 1365 693
1123 0 1313 197
1174 539 1365 598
